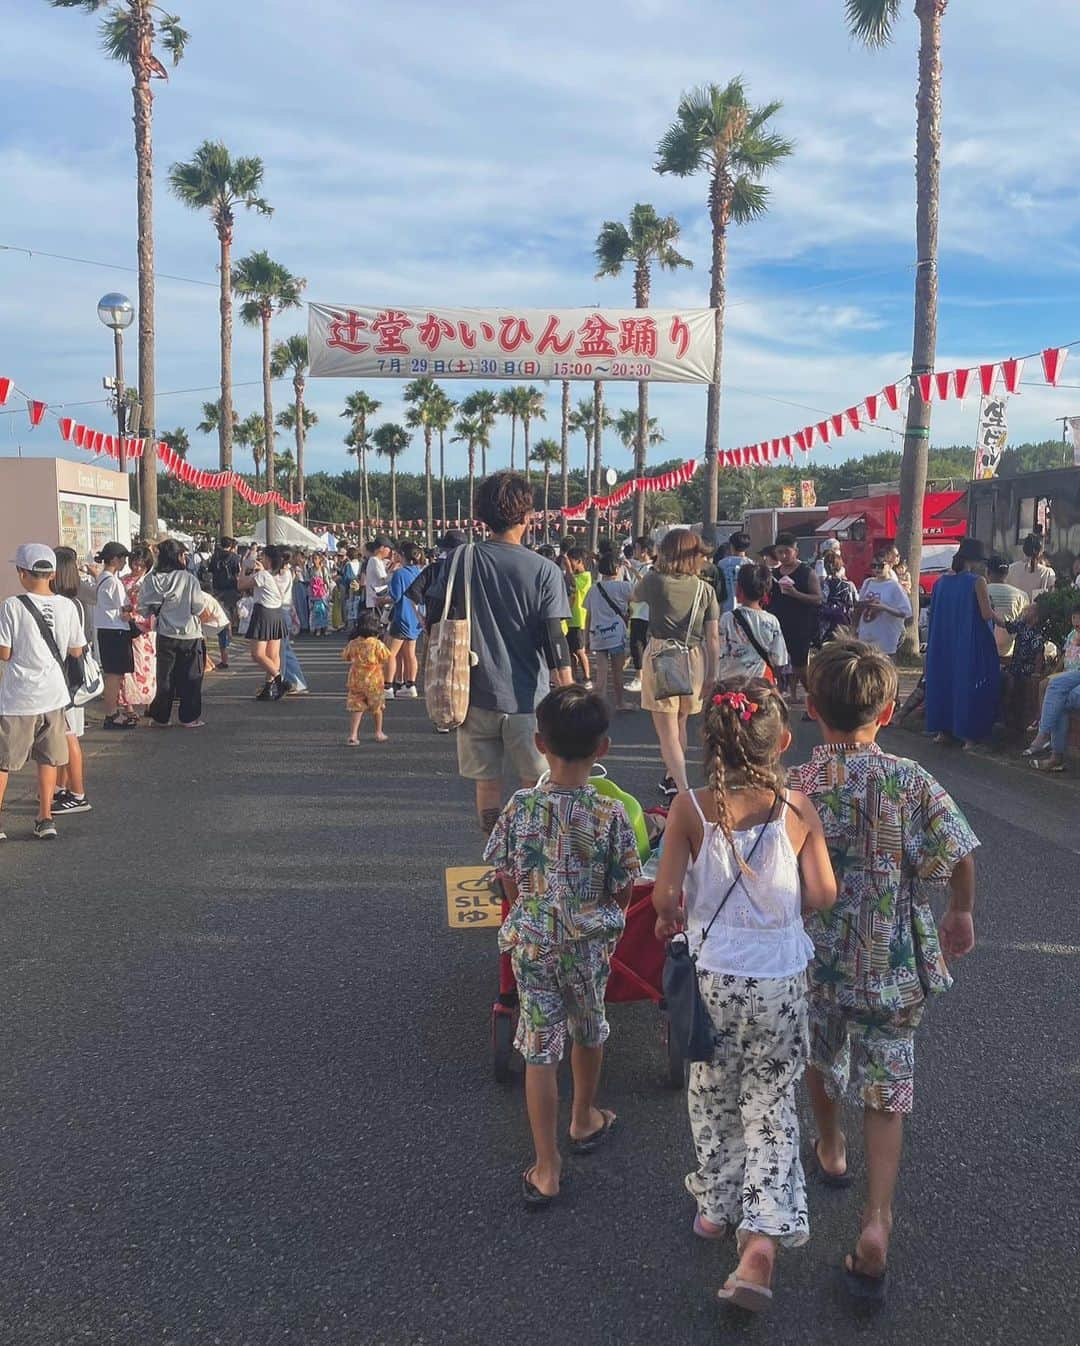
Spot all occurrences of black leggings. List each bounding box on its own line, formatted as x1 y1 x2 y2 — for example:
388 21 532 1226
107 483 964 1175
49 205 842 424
629 618 650 671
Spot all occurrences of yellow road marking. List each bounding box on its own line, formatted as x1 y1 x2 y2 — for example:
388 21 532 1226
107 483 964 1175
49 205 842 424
445 866 503 929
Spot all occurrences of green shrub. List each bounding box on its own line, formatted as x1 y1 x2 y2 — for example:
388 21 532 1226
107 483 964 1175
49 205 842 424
1036 585 1080 648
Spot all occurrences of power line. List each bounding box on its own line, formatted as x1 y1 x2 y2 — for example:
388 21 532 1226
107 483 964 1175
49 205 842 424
0 242 220 289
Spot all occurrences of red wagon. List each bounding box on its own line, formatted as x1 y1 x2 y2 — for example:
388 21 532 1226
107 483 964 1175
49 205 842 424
489 876 686 1089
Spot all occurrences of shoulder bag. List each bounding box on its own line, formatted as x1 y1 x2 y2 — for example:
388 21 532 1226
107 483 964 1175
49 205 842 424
649 580 707 700
424 543 477 731
594 581 629 625
17 595 103 708
662 794 780 1062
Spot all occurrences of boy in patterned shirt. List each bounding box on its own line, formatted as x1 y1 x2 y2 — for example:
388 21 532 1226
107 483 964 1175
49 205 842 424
485 685 641 1209
791 639 978 1303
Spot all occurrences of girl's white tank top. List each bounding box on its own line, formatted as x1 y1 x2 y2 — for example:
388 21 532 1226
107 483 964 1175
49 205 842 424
683 789 814 979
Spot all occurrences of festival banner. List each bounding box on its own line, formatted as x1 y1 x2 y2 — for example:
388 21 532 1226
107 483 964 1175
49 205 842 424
308 304 716 383
973 395 1009 479
800 480 817 508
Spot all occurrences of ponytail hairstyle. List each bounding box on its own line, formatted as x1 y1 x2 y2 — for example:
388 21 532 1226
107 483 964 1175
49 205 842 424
701 676 790 871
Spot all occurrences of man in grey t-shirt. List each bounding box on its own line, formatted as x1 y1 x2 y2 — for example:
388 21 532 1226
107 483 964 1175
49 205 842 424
427 472 572 834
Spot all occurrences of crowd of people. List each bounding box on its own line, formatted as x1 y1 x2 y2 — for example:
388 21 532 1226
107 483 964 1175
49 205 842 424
2 469 1077 1319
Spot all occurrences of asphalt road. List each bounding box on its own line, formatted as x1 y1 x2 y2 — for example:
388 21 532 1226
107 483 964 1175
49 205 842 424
1 636 1078 1346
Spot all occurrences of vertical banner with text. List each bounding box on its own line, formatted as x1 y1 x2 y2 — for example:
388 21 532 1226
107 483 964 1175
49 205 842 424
974 395 1009 478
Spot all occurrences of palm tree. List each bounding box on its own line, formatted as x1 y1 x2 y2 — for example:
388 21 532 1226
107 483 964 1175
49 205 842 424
643 492 684 531
559 380 571 510
371 422 411 536
614 409 665 462
233 250 305 530
460 390 498 478
568 397 597 487
168 140 271 535
519 386 547 485
530 438 562 542
452 414 485 537
498 386 530 471
403 376 440 545
235 412 273 485
429 386 456 530
51 0 190 540
341 391 380 536
595 203 691 534
160 427 189 458
270 334 312 521
274 447 297 502
196 398 237 439
656 79 793 542
846 0 944 656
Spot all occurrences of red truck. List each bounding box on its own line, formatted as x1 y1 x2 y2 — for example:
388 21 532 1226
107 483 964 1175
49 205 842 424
815 487 967 596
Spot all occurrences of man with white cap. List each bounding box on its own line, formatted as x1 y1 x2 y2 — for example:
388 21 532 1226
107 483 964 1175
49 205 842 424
0 544 87 840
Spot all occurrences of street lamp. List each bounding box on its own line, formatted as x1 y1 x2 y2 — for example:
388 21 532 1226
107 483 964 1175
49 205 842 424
97 293 134 472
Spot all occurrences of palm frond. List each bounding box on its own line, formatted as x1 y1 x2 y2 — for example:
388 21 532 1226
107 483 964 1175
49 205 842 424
99 7 133 62
655 118 702 176
731 129 795 175
844 0 902 47
157 12 189 65
270 333 309 378
49 0 108 9
729 178 770 225
744 98 784 135
594 220 632 278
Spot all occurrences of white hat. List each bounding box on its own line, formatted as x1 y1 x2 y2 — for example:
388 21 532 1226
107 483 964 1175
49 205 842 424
822 537 841 552
12 543 57 574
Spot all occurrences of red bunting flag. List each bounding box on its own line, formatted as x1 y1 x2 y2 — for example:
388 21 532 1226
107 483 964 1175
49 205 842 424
1041 347 1068 386
978 364 997 395
1001 357 1024 394
73 424 87 447
916 374 934 404
953 368 972 401
803 425 816 449
27 399 47 427
864 394 880 422
794 430 807 452
935 372 952 401
782 436 793 457
59 417 74 441
845 406 861 431
0 377 12 406
830 414 845 438
817 421 831 444
882 383 901 412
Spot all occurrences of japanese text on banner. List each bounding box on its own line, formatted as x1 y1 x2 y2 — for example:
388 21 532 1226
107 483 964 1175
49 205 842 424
308 304 716 384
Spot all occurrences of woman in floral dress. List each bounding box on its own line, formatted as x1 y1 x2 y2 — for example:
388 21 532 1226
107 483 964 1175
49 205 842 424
120 544 157 715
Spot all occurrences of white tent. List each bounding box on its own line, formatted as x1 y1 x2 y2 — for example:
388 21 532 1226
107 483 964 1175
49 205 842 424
254 515 325 549
130 510 194 545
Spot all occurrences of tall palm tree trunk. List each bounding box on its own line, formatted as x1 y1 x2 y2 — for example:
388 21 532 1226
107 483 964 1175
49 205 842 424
589 380 604 552
218 227 234 535
543 464 551 543
133 9 158 539
423 426 434 546
523 420 532 484
634 261 650 536
468 443 476 539
261 310 275 538
391 463 399 536
704 171 729 546
895 0 943 659
509 417 517 471
560 380 570 510
293 373 306 524
439 427 447 532
481 439 488 479
362 445 371 536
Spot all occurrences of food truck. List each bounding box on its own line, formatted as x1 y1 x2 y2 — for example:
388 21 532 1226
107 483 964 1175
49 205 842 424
813 485 967 594
0 457 131 600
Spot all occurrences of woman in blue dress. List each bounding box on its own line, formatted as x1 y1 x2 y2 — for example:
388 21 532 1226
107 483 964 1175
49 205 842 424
924 537 1003 749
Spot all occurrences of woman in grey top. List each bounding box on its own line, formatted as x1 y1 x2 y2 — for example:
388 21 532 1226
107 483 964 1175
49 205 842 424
138 538 213 728
633 528 720 798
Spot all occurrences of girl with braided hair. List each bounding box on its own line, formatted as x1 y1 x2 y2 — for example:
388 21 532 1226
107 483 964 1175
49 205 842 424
653 677 835 1313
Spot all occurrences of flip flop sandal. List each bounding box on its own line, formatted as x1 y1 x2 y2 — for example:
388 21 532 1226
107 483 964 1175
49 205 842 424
521 1168 557 1211
717 1277 773 1313
1022 743 1049 757
693 1213 732 1240
843 1253 887 1305
807 1139 852 1188
1031 758 1065 773
568 1111 617 1154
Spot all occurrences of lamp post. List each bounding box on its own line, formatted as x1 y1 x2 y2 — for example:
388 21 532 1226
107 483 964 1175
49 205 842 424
97 293 134 472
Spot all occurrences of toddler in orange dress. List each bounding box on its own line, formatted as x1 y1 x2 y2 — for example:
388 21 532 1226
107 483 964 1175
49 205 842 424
341 610 392 744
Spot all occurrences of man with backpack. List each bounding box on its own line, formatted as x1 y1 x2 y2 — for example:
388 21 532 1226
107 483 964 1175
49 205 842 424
0 544 87 842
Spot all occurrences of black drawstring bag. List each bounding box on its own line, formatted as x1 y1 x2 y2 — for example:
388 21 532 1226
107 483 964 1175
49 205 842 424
662 795 779 1063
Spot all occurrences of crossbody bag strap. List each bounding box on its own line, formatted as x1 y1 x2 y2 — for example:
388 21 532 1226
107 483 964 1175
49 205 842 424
16 594 73 704
696 793 781 954
683 579 706 646
733 608 775 673
439 545 466 625
595 581 628 625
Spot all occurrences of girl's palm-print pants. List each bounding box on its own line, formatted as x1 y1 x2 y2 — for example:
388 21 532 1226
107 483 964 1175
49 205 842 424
685 971 810 1247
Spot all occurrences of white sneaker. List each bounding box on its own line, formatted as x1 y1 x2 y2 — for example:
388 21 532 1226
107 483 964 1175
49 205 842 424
384 685 396 700
401 684 419 699
625 676 642 692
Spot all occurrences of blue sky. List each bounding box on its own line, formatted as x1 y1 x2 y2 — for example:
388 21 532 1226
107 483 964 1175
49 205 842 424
3 0 1080 484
